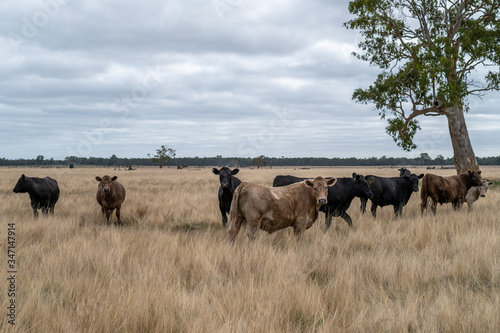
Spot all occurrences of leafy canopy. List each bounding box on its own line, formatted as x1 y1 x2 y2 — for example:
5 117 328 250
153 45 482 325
345 0 500 151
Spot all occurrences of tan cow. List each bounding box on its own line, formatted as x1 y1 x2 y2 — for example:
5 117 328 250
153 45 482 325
228 176 336 241
420 170 482 215
463 180 494 211
95 175 126 225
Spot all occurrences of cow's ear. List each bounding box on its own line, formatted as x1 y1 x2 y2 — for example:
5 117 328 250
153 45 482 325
478 170 481 175
21 174 25 180
231 168 240 175
212 168 220 175
327 178 337 186
95 177 102 182
418 174 424 179
488 181 494 186
355 174 361 180
304 180 314 188
111 176 118 181
352 172 357 178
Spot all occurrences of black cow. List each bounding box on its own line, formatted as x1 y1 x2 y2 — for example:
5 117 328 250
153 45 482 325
398 168 411 177
360 172 424 217
12 174 60 217
272 173 372 228
212 167 241 227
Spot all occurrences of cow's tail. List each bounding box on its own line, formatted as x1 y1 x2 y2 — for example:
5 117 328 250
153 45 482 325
228 182 246 242
420 174 429 214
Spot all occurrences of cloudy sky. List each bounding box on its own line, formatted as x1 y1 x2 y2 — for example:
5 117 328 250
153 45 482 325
1 0 499 160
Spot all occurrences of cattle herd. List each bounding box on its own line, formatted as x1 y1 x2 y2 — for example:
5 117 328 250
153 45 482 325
12 167 491 240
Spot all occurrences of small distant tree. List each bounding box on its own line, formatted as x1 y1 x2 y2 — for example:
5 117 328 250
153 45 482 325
109 154 119 167
252 155 267 169
151 145 176 168
420 152 431 166
435 154 445 165
36 155 44 167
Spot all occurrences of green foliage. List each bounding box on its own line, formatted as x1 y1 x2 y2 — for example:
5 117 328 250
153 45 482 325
345 0 500 150
252 155 267 168
152 145 176 168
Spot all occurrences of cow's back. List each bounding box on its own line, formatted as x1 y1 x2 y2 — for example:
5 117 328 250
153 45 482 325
236 182 312 232
32 177 60 203
273 175 305 187
422 173 465 204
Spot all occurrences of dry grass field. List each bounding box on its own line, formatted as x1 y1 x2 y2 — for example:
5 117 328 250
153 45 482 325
1 166 499 332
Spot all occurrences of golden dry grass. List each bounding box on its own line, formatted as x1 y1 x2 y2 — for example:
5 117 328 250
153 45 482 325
1 166 499 332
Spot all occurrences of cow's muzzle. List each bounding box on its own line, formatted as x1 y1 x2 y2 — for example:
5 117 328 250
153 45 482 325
104 188 110 192
318 198 327 205
480 194 486 197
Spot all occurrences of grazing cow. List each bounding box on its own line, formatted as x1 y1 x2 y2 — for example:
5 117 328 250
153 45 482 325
228 177 336 241
212 167 241 227
360 172 424 217
273 173 372 228
12 174 60 217
420 170 483 215
95 175 126 225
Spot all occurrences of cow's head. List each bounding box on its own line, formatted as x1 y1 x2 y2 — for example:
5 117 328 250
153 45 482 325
398 168 411 177
13 174 29 193
478 180 494 197
468 170 483 187
212 167 239 188
304 176 337 205
402 173 424 192
352 173 373 199
96 175 118 193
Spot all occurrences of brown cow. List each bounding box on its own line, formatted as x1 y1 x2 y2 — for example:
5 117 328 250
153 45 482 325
420 170 482 215
463 180 494 211
95 175 126 225
228 176 336 241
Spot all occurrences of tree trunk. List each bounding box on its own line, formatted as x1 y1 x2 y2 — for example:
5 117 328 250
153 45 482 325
445 105 479 174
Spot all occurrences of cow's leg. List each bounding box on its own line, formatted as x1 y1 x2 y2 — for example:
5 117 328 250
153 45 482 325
49 203 55 214
293 225 305 238
452 200 460 211
220 201 228 227
339 211 354 228
32 207 39 218
360 198 367 214
115 205 122 225
394 203 403 217
105 210 111 225
467 198 473 212
228 215 245 242
246 221 260 241
430 199 437 215
370 203 377 218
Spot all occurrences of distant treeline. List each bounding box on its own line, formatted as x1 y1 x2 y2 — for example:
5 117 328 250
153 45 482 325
2 154 500 167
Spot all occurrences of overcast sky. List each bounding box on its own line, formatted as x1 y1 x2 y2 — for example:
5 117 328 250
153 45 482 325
1 0 499 160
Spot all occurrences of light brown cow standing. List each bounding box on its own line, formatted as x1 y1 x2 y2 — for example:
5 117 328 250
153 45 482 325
228 176 336 241
95 175 126 225
463 180 494 211
420 170 483 215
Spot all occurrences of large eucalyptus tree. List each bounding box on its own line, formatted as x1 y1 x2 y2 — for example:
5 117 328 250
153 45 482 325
345 0 500 173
